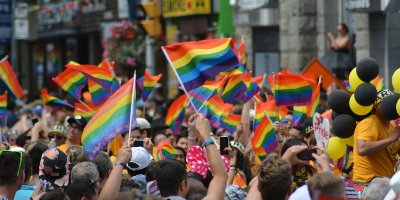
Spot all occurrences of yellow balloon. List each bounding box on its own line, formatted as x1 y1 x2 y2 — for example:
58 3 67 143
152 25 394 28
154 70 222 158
326 137 347 160
342 135 354 147
396 99 400 116
349 68 364 91
349 95 373 116
392 68 400 93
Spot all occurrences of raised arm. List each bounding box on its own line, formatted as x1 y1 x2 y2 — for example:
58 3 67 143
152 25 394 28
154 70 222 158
195 114 228 200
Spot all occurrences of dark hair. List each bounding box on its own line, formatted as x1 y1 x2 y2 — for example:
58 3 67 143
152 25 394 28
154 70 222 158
16 132 29 147
174 146 186 163
0 151 25 186
281 139 308 156
66 180 98 200
39 190 69 200
339 23 349 34
27 142 49 175
93 151 112 180
23 152 32 184
258 154 292 200
120 177 136 192
156 159 187 197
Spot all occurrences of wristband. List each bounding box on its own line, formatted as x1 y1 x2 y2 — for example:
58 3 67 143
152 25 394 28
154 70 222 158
188 136 197 140
229 166 236 173
114 162 126 168
202 138 214 147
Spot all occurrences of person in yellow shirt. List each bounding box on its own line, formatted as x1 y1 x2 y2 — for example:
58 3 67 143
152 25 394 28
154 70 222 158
353 89 400 183
57 115 87 153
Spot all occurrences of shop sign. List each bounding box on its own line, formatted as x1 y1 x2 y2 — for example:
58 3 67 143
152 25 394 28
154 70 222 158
81 0 106 14
14 19 29 39
238 0 268 10
163 0 211 18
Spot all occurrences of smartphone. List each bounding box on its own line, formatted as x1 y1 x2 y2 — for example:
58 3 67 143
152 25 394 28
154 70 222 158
133 140 144 147
297 148 317 161
31 118 39 126
220 136 229 155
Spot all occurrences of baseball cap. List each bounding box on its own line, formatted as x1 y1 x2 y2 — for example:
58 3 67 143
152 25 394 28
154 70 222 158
137 118 151 130
126 147 153 172
39 148 70 190
67 115 88 129
384 170 400 200
375 89 394 104
48 125 67 136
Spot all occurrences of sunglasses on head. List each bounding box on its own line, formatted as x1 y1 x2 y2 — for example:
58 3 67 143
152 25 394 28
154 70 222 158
0 150 23 176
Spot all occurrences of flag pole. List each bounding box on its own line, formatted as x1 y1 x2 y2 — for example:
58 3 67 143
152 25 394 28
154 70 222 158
128 71 137 147
161 47 198 113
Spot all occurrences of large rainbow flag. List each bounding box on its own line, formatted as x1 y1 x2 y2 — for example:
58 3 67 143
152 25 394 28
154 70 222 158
252 115 278 155
162 38 240 91
273 73 313 106
82 74 137 160
53 68 87 100
0 57 24 98
137 70 162 102
165 94 188 135
41 89 74 109
0 93 7 117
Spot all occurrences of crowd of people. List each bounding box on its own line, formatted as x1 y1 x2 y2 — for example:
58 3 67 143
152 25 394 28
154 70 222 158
0 83 400 200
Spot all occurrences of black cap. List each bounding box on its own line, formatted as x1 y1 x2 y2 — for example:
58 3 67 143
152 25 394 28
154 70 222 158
67 115 87 129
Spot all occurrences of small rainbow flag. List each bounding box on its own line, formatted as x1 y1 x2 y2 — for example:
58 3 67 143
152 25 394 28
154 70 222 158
88 80 112 107
254 100 289 127
273 73 313 106
202 95 233 128
162 38 240 91
306 80 321 117
235 38 247 65
222 114 241 134
137 70 162 102
221 74 247 103
0 93 7 117
0 57 24 98
372 75 384 92
165 94 188 135
66 61 115 90
252 115 278 154
157 140 177 160
82 74 137 160
189 84 217 111
53 68 87 100
241 80 261 102
292 106 308 128
41 89 73 109
254 147 267 161
233 174 247 189
74 102 95 121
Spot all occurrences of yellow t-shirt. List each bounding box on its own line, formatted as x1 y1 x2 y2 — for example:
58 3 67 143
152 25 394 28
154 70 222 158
57 144 68 153
353 114 399 183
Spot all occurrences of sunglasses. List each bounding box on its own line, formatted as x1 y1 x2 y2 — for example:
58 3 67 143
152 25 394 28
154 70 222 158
48 134 65 140
0 150 23 176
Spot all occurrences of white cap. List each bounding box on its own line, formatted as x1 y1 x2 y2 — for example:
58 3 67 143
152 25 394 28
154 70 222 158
136 118 151 130
126 147 153 172
384 171 400 200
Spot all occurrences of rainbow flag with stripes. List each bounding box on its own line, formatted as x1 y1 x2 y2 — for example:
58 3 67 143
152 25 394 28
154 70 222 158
218 64 246 79
252 115 278 155
306 80 321 117
235 38 247 65
241 78 261 102
137 70 162 102
254 147 267 161
0 93 7 117
0 57 24 98
221 74 247 103
162 38 240 91
371 75 384 92
189 84 217 111
66 61 115 90
201 95 233 128
41 89 73 109
74 102 95 121
222 114 241 134
157 140 177 160
82 74 137 160
165 94 188 135
292 106 308 128
273 73 313 106
53 68 87 100
254 100 290 127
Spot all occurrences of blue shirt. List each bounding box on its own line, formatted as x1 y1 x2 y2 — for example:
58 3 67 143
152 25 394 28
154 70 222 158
15 185 35 200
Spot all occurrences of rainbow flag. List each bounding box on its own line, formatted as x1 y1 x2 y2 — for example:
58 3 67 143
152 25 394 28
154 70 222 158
218 64 246 78
254 147 267 161
372 75 384 92
165 94 188 135
74 102 95 121
0 57 24 98
306 80 321 117
273 73 313 106
201 95 233 128
221 74 247 103
189 84 217 111
233 174 247 189
157 140 177 160
252 115 278 154
82 74 137 160
292 106 308 128
53 68 87 100
235 38 247 64
88 80 111 107
162 38 240 91
137 70 162 102
241 78 261 102
254 100 290 127
41 89 73 109
222 114 241 134
66 61 115 90
0 93 7 117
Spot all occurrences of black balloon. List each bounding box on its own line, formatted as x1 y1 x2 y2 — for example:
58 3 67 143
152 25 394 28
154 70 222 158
356 57 379 82
332 114 356 138
328 90 351 114
331 111 339 120
354 83 377 106
380 94 400 120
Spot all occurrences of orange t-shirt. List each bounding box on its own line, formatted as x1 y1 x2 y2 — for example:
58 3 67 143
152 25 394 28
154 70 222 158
353 114 399 183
